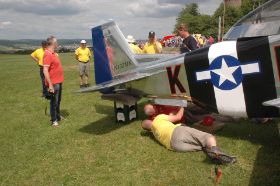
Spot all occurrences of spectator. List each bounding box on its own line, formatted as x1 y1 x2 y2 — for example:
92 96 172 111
126 35 143 54
31 41 48 97
75 40 92 88
208 36 215 45
138 43 145 50
43 36 64 127
143 31 162 54
177 24 199 54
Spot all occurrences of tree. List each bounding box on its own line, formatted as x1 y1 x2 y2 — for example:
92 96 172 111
174 1 270 39
174 3 216 37
213 3 242 35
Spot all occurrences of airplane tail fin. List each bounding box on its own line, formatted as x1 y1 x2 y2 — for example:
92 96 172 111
91 21 138 85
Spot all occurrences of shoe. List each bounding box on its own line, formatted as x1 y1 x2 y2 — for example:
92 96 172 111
204 146 237 165
52 121 59 127
80 85 84 89
85 84 90 87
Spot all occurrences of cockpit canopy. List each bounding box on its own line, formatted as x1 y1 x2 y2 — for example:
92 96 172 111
224 0 280 40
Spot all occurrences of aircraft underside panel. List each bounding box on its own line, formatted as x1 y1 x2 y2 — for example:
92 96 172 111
184 37 279 118
130 63 190 97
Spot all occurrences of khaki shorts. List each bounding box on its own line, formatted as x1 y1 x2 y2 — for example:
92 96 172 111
170 126 213 152
79 62 90 76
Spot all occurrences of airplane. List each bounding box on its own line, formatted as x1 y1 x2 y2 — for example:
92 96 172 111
79 0 280 124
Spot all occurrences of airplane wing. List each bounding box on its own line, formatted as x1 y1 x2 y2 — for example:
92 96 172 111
77 70 165 93
134 54 178 63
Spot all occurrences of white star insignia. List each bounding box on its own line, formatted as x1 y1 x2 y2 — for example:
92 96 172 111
211 58 239 86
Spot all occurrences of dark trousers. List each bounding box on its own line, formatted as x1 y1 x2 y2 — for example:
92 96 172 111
50 83 62 122
39 67 48 96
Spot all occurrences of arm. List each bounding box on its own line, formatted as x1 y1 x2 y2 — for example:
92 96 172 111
43 54 54 93
189 37 199 50
31 52 38 63
88 48 92 59
167 107 184 123
155 41 162 53
75 55 79 61
75 49 80 62
143 42 150 54
31 56 39 63
43 66 54 93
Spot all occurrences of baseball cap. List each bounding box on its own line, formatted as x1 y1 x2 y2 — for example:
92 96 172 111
81 40 87 44
149 31 155 38
126 35 136 43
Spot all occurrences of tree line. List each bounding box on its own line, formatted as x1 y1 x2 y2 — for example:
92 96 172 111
174 0 270 39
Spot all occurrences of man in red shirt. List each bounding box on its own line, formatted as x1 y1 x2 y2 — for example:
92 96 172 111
43 36 64 127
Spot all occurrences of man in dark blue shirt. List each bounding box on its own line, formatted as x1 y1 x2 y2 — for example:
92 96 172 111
177 24 199 54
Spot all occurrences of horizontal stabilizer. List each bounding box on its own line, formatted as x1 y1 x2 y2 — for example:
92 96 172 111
101 94 141 105
263 98 280 108
77 70 164 93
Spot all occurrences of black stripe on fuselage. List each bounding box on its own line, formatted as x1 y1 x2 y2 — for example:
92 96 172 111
184 47 218 112
275 45 280 81
237 37 279 117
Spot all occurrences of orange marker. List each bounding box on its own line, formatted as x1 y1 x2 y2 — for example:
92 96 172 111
215 167 222 184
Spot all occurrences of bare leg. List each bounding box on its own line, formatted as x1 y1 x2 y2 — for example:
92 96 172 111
80 75 84 86
84 75 88 85
206 135 217 148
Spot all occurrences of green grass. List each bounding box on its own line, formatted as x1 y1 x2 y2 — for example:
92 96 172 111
0 53 280 185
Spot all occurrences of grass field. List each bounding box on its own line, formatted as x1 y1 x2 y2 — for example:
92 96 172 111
0 53 280 186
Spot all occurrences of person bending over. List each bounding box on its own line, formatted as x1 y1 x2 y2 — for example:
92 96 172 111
141 107 236 164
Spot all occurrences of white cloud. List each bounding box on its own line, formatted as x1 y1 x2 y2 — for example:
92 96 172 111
0 21 12 29
127 0 182 17
127 0 222 17
0 0 222 39
0 0 89 15
1 21 12 25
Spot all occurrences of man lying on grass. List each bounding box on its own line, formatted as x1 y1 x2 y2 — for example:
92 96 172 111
141 107 237 164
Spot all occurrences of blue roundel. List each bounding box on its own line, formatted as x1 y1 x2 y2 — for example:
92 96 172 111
209 55 243 90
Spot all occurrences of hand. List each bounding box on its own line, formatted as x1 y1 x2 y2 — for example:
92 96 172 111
153 38 157 43
48 84 54 93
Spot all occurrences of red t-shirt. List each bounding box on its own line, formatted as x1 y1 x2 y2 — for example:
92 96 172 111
43 49 64 86
148 104 186 123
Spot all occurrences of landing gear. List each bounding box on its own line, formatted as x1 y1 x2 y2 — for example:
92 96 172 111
114 101 138 123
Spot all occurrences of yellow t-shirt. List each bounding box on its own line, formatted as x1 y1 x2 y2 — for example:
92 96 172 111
151 114 179 150
129 43 143 54
143 41 162 54
31 48 45 66
75 47 92 63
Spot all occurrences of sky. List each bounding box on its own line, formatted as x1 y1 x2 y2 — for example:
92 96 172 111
0 0 223 40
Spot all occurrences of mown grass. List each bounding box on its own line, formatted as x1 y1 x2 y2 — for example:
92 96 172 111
0 53 280 186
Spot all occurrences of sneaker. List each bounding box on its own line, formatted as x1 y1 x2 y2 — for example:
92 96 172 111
80 85 84 89
204 146 237 164
85 84 90 88
52 121 59 127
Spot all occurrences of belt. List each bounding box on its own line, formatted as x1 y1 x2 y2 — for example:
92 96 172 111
79 61 89 63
